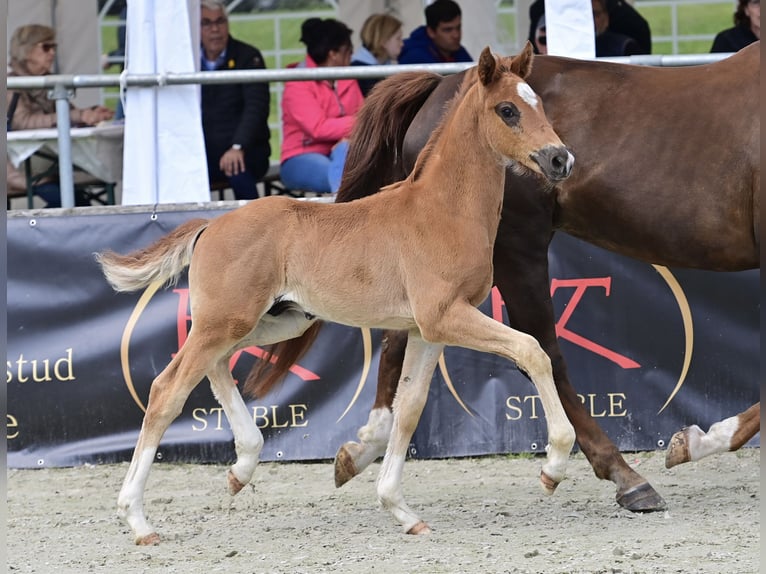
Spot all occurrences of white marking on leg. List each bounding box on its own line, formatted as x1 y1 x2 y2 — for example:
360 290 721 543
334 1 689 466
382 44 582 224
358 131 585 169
376 337 442 532
118 448 159 542
351 407 393 469
209 361 263 486
686 416 740 461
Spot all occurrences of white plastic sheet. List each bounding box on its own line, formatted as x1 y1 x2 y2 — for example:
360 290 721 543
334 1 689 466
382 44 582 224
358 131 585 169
121 0 210 205
545 0 596 58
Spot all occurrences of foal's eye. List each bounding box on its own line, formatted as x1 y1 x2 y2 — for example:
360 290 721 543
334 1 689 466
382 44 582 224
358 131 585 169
495 102 520 126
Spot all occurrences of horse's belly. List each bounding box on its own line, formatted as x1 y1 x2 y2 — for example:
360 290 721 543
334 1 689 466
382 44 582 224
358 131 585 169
281 289 417 331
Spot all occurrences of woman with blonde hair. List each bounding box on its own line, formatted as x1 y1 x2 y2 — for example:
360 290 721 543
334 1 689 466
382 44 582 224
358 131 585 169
7 24 113 207
351 13 404 96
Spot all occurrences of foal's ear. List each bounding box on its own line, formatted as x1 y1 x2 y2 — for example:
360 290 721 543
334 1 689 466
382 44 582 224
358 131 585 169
478 46 499 86
509 41 534 80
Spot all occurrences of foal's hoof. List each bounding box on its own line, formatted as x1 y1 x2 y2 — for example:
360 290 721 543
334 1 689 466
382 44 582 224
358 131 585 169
136 532 161 546
334 442 360 488
616 482 667 512
227 469 246 495
665 429 691 469
407 521 432 535
539 470 560 495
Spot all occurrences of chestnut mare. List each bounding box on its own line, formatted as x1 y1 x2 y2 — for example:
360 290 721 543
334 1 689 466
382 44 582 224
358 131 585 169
269 43 760 512
97 46 575 545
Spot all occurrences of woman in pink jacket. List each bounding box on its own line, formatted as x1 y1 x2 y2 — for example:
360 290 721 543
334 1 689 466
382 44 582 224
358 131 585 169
280 18 364 194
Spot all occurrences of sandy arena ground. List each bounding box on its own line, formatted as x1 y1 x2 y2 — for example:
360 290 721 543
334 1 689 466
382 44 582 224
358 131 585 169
7 448 759 574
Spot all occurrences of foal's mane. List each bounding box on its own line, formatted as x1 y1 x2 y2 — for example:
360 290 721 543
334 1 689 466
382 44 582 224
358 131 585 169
406 68 479 184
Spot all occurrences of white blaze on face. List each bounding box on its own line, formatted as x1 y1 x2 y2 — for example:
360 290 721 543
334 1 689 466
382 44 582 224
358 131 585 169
517 82 539 109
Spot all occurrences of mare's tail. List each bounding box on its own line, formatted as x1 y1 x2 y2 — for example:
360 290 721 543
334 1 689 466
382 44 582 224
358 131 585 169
336 71 443 203
96 218 210 292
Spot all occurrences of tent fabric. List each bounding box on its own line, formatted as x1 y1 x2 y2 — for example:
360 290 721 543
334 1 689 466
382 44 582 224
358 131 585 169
121 0 210 205
545 0 597 58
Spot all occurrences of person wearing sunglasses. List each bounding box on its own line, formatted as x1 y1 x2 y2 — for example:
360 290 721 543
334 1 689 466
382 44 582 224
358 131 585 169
7 24 113 207
711 0 760 52
7 24 113 131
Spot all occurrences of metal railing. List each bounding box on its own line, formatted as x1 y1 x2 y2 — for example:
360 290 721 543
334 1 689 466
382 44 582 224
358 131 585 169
6 52 731 208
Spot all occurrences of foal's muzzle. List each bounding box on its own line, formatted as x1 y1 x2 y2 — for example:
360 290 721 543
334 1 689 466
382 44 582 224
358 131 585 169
532 146 575 181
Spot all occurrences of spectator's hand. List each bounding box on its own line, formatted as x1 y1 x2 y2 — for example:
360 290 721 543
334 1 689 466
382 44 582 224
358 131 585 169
220 148 246 177
81 106 114 126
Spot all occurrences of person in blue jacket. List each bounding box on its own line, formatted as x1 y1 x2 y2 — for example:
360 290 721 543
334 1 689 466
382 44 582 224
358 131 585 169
399 0 472 64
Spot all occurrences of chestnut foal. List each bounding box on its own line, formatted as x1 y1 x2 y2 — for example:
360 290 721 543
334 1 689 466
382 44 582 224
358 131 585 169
98 44 574 545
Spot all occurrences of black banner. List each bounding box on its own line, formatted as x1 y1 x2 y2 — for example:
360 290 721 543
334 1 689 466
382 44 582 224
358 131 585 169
7 206 759 468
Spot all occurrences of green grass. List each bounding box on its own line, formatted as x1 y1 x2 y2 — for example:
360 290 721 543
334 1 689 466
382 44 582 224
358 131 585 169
636 1 735 54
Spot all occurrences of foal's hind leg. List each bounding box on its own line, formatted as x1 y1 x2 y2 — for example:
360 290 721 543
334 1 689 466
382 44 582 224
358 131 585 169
118 332 225 545
335 331 404 487
376 334 444 534
207 359 264 494
420 302 576 491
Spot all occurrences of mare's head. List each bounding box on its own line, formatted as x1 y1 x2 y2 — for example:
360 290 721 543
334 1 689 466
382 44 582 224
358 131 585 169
475 43 573 182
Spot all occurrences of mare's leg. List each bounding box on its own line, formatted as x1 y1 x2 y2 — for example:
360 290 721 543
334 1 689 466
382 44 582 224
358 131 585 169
376 334 444 534
334 331 405 487
665 402 760 468
118 330 226 545
492 202 667 511
419 302 575 492
207 359 264 493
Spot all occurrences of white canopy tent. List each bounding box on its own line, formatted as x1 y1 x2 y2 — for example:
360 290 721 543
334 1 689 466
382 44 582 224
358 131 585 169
120 0 210 205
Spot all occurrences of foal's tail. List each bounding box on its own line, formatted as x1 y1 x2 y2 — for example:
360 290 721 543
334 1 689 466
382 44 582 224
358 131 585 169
96 218 210 292
336 70 443 202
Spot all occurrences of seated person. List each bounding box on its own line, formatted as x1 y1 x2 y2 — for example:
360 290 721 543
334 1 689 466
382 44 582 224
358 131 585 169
280 18 364 194
200 0 271 201
528 0 651 55
7 24 113 207
351 13 404 96
711 0 760 52
592 0 643 56
398 0 472 64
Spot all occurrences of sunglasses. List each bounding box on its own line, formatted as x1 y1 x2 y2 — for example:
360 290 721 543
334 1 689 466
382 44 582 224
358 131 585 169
40 42 57 53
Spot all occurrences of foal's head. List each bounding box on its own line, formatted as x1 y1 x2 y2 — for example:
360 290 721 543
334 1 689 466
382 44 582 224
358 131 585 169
475 43 573 182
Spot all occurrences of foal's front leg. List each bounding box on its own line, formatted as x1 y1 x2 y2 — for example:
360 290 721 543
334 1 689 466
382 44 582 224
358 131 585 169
376 334 444 534
422 302 576 492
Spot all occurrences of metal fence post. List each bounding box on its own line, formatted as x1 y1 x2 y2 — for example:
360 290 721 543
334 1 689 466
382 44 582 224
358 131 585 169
50 82 75 208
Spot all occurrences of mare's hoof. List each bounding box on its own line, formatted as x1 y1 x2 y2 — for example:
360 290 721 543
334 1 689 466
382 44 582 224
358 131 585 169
334 443 360 488
136 532 160 546
539 470 559 495
617 482 667 512
227 469 246 495
407 521 432 535
665 429 691 469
